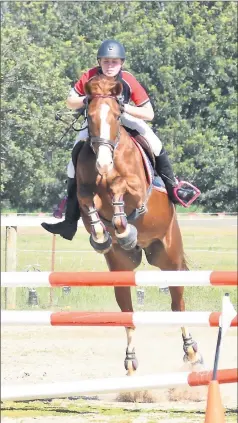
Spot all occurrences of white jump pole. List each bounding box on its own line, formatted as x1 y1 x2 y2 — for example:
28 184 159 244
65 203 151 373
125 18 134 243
2 368 237 402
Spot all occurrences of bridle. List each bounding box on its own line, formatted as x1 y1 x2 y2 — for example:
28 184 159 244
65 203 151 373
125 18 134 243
85 94 123 153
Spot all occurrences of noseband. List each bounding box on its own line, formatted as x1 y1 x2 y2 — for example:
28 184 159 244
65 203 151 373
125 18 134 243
86 94 122 153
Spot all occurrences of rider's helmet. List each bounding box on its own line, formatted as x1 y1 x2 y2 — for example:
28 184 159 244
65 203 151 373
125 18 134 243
97 40 126 61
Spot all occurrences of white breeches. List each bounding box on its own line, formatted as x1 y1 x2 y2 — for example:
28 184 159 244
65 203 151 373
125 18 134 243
121 113 162 156
67 114 162 178
67 123 89 178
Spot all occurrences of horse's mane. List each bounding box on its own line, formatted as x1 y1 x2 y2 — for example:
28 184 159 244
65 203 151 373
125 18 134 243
86 75 121 96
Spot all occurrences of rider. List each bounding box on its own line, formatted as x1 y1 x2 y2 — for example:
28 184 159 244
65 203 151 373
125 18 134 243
42 39 199 240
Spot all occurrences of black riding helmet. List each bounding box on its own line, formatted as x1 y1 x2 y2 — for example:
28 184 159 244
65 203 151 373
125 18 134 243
97 40 126 60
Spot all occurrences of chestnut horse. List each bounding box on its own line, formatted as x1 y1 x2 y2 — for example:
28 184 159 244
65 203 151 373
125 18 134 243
75 75 202 374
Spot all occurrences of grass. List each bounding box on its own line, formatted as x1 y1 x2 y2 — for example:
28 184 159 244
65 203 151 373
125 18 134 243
1 222 237 311
1 399 237 422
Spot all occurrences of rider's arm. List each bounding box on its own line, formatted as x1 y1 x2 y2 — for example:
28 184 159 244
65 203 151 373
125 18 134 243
66 71 90 110
123 72 154 121
124 102 154 121
66 90 86 110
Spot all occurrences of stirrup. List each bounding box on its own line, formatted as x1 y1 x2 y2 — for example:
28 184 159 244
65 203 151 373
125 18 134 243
173 181 201 208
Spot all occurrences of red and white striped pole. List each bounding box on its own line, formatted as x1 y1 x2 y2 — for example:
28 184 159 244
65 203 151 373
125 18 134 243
1 270 237 287
2 311 237 327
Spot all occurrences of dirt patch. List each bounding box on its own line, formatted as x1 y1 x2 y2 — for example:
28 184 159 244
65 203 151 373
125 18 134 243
1 325 237 422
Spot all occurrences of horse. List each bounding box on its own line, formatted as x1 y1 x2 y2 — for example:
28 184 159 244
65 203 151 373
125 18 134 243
75 75 203 375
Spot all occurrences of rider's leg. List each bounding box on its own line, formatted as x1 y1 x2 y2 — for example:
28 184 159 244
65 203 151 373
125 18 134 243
41 125 88 240
41 177 80 240
155 148 197 205
121 114 198 206
121 113 162 156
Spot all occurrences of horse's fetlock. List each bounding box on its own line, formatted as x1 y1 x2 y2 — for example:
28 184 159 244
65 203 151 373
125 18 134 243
124 347 138 371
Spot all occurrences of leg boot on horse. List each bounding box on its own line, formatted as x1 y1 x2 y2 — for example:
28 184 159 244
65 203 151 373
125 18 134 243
41 177 80 240
155 148 199 206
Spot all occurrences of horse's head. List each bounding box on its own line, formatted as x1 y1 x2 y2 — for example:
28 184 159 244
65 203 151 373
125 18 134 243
85 75 123 174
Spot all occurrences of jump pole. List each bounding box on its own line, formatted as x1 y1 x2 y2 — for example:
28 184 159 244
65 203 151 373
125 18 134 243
1 270 237 287
2 368 237 402
2 311 237 327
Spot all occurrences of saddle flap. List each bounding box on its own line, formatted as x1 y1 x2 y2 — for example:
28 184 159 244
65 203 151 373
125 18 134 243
124 128 155 169
72 141 85 169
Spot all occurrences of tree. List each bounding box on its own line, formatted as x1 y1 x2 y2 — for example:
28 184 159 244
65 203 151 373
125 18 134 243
1 1 237 212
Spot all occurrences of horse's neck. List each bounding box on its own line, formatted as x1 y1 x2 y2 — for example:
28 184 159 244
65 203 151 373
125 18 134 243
119 127 136 148
115 127 149 190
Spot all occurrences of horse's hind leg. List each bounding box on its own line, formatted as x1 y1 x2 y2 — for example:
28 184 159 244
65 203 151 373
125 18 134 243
169 286 203 365
145 236 203 365
105 244 142 375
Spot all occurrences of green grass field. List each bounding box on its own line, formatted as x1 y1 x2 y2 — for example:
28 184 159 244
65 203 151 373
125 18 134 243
1 222 237 311
1 399 237 422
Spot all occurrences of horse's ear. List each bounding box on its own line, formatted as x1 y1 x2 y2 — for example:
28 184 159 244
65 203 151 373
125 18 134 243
84 82 91 95
112 81 123 97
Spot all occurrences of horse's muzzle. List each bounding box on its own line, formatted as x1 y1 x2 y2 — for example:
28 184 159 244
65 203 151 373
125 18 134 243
95 144 113 175
96 160 113 175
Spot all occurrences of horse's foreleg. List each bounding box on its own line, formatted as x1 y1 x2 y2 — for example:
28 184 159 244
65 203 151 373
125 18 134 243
109 177 138 250
88 204 112 253
106 246 142 375
170 286 203 365
125 327 138 376
112 194 138 250
114 286 138 375
78 188 112 253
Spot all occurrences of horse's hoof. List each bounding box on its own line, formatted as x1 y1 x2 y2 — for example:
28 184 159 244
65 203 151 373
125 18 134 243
116 225 138 250
183 339 198 354
183 352 204 366
182 334 204 365
124 347 138 372
89 233 112 254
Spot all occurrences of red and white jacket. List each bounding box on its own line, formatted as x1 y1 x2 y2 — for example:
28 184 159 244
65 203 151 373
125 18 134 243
74 67 150 107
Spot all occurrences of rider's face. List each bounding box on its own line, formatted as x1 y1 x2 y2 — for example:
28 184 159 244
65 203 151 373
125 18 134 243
99 58 123 77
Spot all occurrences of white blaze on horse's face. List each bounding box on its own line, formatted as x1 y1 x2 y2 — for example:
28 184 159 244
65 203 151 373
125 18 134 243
96 103 113 174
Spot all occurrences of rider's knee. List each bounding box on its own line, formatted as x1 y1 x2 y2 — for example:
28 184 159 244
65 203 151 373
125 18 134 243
67 160 75 178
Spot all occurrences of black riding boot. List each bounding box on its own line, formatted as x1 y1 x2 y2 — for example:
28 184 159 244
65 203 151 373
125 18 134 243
155 148 196 206
41 178 80 240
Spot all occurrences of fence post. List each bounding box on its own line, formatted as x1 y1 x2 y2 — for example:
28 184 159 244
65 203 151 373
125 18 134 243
49 234 56 306
5 225 17 309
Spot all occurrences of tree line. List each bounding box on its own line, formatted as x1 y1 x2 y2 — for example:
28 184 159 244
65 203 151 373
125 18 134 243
1 1 237 212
